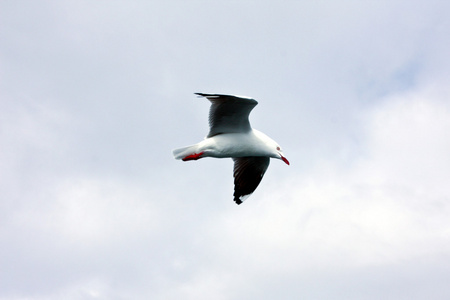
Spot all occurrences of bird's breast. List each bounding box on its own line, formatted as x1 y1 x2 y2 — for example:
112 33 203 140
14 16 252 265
202 132 271 158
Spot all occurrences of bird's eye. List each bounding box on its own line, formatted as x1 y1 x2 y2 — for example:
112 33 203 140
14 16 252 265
276 146 281 151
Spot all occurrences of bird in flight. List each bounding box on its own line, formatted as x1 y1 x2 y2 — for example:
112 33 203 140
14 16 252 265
173 93 289 204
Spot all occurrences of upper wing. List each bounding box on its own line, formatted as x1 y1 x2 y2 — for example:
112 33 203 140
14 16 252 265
195 93 258 137
232 156 270 204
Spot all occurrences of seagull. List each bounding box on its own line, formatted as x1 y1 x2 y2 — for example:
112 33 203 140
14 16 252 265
173 93 289 205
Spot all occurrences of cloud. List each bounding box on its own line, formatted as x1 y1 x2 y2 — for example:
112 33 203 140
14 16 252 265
1 1 450 299
163 84 450 300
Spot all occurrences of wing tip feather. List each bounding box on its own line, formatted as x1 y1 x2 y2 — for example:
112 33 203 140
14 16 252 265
194 93 256 103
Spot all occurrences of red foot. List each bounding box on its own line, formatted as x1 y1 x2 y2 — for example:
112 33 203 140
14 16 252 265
182 152 204 161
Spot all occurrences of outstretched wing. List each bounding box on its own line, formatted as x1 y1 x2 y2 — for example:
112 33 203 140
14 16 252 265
232 157 270 204
195 93 258 137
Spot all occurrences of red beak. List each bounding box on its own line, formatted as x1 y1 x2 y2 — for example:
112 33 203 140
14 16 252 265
281 155 290 165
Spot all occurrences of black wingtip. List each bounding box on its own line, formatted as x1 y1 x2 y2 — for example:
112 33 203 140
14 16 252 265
234 198 242 205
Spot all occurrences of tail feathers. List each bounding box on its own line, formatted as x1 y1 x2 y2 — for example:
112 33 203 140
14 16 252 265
173 144 199 160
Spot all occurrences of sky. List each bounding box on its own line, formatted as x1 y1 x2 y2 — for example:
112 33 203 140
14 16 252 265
1 0 450 299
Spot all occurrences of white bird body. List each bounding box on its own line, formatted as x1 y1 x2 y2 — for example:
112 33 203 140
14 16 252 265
173 93 289 204
174 129 281 159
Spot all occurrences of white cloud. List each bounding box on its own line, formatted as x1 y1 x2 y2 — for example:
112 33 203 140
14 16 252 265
1 1 450 299
172 85 450 299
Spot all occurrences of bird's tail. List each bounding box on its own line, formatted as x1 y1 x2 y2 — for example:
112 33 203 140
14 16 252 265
172 144 200 160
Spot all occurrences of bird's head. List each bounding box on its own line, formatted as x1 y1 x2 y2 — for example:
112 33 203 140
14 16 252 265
253 129 290 165
274 145 289 165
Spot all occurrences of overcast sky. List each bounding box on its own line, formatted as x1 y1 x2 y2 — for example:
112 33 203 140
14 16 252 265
1 1 450 299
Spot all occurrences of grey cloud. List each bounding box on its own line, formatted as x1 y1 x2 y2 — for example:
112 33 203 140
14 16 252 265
1 1 450 299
